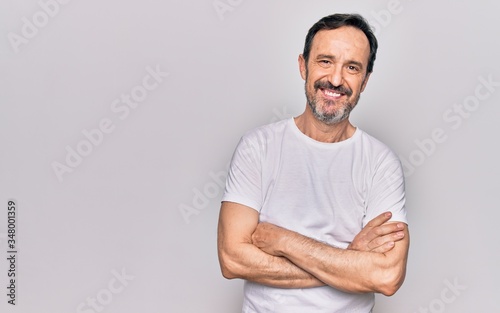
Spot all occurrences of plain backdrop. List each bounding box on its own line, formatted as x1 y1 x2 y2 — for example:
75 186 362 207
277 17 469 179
1 0 499 312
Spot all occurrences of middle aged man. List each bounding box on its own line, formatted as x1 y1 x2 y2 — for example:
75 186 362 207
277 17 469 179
217 13 409 312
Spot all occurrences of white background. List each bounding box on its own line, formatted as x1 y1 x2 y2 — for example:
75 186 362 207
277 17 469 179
1 0 499 312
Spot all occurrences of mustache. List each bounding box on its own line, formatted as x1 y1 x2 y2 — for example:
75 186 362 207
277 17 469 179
314 80 352 96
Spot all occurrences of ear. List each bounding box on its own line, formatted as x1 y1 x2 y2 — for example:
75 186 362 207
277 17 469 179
298 54 307 80
360 72 371 92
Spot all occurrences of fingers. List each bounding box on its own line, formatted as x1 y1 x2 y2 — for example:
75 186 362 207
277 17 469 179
360 221 402 245
367 229 405 253
371 241 396 254
372 222 405 239
349 215 407 253
365 211 393 228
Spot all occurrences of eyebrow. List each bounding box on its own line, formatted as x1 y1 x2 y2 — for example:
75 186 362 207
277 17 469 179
316 54 365 70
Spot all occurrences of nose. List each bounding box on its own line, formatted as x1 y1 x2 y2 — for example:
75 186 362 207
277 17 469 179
328 65 344 87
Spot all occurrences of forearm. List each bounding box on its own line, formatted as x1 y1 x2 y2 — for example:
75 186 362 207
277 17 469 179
219 241 325 288
218 201 324 288
280 233 383 293
277 228 408 295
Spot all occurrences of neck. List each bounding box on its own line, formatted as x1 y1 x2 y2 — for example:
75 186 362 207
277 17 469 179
294 106 356 143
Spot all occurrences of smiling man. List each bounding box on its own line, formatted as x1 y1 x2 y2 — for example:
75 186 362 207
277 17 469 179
217 13 409 312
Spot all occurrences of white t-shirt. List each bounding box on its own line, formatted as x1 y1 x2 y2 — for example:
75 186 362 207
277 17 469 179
222 118 407 313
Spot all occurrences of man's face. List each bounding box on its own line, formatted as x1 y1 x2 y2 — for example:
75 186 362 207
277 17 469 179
299 26 371 125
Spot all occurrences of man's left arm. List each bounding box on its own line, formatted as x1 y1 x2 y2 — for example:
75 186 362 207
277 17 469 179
252 220 409 296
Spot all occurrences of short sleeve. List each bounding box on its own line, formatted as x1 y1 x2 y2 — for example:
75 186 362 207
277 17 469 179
363 156 408 226
221 134 264 212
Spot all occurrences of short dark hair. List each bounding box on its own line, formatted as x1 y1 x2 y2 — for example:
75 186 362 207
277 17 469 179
303 13 378 73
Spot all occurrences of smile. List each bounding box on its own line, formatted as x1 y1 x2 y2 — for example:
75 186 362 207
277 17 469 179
321 88 344 99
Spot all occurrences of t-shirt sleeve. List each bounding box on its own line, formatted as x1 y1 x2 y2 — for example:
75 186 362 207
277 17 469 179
221 134 263 212
363 155 408 226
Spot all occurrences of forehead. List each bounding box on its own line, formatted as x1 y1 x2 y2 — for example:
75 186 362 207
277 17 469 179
310 26 370 63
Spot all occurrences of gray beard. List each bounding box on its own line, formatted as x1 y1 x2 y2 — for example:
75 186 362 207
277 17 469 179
305 87 360 125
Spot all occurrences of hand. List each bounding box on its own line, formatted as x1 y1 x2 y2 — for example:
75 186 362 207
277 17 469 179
251 222 288 257
348 212 406 253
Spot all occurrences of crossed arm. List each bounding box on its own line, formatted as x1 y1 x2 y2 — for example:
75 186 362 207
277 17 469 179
217 201 409 296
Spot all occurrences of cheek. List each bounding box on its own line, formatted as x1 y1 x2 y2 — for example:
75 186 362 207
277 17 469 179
304 77 314 90
306 67 326 81
346 79 365 94
306 81 318 94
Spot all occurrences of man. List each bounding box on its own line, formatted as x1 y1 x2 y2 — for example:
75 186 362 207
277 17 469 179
217 13 409 312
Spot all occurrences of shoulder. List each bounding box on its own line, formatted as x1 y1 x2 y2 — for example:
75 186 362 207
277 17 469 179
231 119 291 160
355 129 400 164
240 118 290 144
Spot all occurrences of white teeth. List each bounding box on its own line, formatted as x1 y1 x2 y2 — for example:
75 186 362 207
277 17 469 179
324 90 341 97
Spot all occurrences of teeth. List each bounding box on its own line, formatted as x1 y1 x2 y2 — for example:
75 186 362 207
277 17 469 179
324 90 341 97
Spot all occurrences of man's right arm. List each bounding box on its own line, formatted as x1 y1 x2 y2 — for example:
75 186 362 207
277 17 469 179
217 201 325 288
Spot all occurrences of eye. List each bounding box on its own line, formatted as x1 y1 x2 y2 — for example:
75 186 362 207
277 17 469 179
318 60 332 67
347 65 360 73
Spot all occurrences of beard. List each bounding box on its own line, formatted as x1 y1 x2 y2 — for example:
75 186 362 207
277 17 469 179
305 79 360 125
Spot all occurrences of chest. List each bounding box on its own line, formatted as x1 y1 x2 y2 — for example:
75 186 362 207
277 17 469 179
259 139 370 246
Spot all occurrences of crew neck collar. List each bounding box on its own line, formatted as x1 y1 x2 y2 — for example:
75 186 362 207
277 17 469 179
288 118 360 148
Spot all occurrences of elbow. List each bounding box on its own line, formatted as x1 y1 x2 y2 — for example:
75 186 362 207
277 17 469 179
375 267 406 296
218 250 242 280
372 248 409 296
219 262 238 280
378 282 401 297
220 268 236 280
